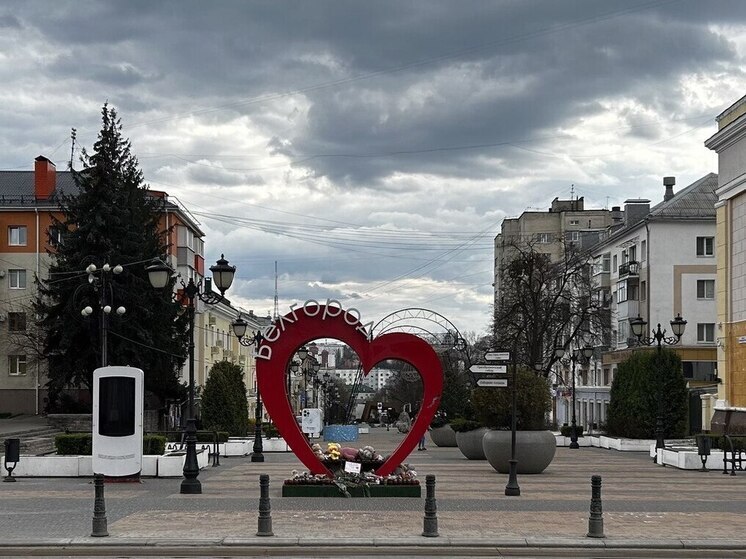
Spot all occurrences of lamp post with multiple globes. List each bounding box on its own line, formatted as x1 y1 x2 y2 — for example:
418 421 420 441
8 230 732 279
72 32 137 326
231 316 265 463
553 344 594 449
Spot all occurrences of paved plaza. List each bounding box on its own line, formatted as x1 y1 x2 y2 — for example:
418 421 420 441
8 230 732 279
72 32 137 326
2 423 746 557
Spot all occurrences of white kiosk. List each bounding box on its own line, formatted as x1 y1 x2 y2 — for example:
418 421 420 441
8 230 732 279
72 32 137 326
92 366 144 477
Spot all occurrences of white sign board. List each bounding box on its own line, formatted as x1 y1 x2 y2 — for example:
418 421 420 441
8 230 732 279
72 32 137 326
92 366 144 477
470 364 508 374
476 378 508 388
484 351 511 361
344 461 362 474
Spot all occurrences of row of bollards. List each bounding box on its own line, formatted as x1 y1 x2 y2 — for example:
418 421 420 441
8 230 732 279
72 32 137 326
89 472 603 539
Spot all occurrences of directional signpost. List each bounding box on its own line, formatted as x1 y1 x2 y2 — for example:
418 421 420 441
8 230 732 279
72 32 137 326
476 378 508 387
484 351 511 362
469 364 507 374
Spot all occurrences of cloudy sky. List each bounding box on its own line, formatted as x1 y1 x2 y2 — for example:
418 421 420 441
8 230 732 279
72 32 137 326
2 1 745 337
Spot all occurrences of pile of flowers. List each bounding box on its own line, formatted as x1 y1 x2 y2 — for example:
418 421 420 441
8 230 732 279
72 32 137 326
284 443 419 489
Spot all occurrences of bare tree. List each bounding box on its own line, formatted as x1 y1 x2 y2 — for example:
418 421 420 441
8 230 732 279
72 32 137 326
493 238 609 378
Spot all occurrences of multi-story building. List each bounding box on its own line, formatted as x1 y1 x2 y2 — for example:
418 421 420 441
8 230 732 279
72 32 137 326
493 197 614 306
0 156 206 415
570 174 719 432
705 94 746 433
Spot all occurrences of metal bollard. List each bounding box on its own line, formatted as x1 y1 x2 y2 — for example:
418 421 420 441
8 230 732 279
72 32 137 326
422 474 438 537
91 474 109 537
586 475 604 538
257 474 274 537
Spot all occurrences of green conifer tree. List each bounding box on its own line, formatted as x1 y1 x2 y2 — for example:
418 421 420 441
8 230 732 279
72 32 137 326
35 104 189 410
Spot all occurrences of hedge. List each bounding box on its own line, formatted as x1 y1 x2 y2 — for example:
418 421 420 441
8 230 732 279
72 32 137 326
449 418 483 433
560 424 584 438
54 434 167 455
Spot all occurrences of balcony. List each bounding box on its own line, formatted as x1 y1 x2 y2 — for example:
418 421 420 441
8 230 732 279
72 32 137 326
618 261 640 280
616 299 639 319
592 270 610 290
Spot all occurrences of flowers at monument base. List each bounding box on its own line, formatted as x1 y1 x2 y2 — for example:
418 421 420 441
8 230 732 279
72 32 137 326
284 444 418 487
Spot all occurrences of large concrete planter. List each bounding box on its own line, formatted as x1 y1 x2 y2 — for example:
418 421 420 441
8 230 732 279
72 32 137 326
483 429 556 474
455 427 489 460
429 425 457 447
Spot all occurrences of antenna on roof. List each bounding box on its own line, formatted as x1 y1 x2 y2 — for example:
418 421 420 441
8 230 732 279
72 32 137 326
69 128 77 170
570 184 575 200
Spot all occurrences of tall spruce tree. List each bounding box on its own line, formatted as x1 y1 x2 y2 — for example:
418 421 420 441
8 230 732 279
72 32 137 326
35 104 189 411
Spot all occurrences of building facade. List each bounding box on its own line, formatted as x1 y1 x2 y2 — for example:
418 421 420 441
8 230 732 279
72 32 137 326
706 94 746 433
0 156 206 415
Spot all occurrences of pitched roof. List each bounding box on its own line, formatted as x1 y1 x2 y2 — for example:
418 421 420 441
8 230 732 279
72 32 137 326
0 170 79 203
647 172 718 219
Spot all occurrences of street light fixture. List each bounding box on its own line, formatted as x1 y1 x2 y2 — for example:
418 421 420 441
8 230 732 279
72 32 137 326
629 313 687 460
147 254 235 494
231 316 265 463
78 262 126 368
554 344 594 449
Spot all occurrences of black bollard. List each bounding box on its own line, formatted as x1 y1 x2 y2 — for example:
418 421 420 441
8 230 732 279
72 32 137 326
422 474 438 537
91 474 109 537
586 475 604 538
257 474 274 537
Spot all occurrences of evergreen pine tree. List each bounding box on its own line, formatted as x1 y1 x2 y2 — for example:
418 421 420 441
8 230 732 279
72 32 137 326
200 361 249 437
35 104 189 410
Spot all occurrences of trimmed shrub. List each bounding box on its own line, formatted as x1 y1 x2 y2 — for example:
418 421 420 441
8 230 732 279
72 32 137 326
195 431 229 443
472 368 551 430
450 418 483 432
606 348 687 439
200 361 250 437
560 424 584 438
142 435 166 455
55 433 92 455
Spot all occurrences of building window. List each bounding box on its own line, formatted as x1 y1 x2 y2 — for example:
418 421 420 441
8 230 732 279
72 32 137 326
697 279 715 300
8 226 27 246
535 233 552 243
640 240 646 261
569 219 579 225
8 312 26 331
617 282 627 302
603 368 610 386
8 355 27 376
628 245 636 262
48 227 63 247
640 280 646 301
9 269 26 289
697 323 715 343
696 236 714 257
612 254 617 272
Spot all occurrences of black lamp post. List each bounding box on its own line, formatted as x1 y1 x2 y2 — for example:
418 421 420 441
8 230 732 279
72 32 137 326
79 262 126 367
147 255 235 494
231 316 265 463
290 347 320 410
554 344 594 449
630 313 687 461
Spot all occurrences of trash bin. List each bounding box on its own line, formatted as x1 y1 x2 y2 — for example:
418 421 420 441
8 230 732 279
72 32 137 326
4 438 19 464
3 438 20 482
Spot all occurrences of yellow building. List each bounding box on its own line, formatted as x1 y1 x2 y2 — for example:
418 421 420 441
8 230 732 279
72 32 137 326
705 95 746 433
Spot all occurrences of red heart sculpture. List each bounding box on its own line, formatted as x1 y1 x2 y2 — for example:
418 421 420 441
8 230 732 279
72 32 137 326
256 304 443 477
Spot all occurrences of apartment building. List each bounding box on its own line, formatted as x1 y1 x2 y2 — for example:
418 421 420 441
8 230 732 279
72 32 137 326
493 197 613 306
0 156 206 414
706 94 746 434
572 174 719 432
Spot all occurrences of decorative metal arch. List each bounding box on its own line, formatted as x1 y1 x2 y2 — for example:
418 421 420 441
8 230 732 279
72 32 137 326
372 307 467 353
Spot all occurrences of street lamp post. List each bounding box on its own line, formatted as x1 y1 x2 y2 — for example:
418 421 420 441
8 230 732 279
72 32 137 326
231 316 265 463
630 313 687 461
290 347 320 410
147 255 235 494
554 344 594 449
78 262 126 367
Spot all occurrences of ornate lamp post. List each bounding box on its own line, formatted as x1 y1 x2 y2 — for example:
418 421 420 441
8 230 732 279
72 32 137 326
554 344 594 449
290 347 320 409
78 262 126 367
630 313 687 460
231 316 265 463
147 255 235 494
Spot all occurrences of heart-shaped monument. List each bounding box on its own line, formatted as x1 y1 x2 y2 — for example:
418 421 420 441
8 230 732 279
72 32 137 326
256 303 443 477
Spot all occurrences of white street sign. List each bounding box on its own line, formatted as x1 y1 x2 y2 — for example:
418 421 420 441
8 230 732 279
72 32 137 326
469 364 507 374
476 378 508 387
484 351 511 361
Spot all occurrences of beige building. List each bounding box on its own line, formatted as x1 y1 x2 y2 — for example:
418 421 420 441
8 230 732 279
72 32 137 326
705 94 746 433
493 197 614 306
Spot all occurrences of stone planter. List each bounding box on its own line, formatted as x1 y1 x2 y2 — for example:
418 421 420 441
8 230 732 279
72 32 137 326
482 429 557 474
429 425 457 447
455 427 489 460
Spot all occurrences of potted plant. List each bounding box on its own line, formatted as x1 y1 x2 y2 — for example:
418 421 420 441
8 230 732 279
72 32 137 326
473 368 556 474
450 418 488 460
428 411 457 447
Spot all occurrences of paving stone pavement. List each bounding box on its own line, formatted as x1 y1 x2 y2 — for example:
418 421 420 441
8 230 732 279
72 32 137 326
2 427 746 554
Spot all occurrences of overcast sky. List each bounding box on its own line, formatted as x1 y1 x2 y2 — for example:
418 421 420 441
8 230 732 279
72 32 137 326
2 1 745 337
